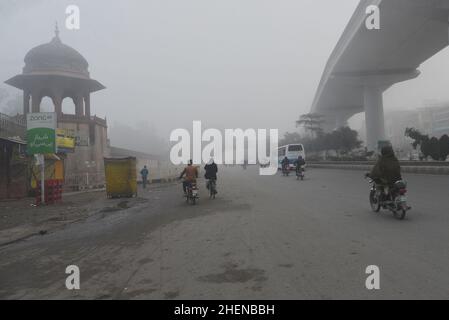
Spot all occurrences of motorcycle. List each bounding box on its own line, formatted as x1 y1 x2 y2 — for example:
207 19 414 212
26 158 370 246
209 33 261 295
296 166 305 180
366 176 410 220
185 182 199 205
282 164 290 176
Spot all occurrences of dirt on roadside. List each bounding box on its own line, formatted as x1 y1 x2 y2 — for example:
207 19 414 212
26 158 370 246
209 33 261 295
0 189 149 246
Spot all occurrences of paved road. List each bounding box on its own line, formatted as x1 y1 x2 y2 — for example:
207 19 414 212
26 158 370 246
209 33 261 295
1 167 449 299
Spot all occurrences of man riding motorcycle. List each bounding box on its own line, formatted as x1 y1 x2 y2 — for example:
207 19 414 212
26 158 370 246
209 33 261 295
294 155 306 174
366 145 402 199
204 158 218 195
179 160 198 195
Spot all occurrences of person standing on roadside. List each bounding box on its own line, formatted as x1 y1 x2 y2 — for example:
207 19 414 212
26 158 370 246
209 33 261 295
140 165 149 189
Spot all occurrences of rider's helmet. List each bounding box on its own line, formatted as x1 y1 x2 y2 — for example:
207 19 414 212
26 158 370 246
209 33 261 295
188 159 193 165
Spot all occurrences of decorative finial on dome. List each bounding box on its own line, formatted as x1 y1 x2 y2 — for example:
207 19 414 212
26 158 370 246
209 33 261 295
51 21 62 44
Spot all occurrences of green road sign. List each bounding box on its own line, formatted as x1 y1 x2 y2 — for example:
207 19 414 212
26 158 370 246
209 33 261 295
26 113 57 155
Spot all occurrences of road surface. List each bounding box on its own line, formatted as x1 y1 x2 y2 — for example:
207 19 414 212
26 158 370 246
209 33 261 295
1 167 449 299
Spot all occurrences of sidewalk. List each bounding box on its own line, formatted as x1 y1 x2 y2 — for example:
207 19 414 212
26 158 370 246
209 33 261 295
0 188 149 247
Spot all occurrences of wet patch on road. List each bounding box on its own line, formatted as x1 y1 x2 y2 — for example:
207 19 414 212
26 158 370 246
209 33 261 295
278 263 294 268
198 262 267 284
164 290 180 299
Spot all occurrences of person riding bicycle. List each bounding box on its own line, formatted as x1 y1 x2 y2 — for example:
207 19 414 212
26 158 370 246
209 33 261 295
281 156 290 172
295 155 306 174
366 145 402 197
204 158 218 195
179 160 198 195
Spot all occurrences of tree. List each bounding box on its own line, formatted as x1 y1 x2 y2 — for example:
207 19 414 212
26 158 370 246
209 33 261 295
405 127 431 159
405 128 428 149
335 126 362 154
296 113 324 138
301 126 361 156
405 127 449 161
439 134 449 161
429 137 440 161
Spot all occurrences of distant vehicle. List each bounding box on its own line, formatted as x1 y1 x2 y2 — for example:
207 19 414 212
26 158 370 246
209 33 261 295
282 163 290 176
278 144 305 170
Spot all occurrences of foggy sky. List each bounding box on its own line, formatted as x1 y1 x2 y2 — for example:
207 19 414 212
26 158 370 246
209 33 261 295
2 0 449 150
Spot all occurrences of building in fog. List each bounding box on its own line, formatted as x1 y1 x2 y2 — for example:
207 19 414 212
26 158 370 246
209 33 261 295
381 101 449 158
418 100 449 137
4 26 110 189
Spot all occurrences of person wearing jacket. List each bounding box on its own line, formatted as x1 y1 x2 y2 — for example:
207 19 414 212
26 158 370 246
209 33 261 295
204 159 218 194
367 145 402 186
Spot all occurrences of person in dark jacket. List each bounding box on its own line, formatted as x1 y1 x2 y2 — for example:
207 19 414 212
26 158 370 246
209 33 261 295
204 159 218 180
281 156 290 171
295 155 306 174
367 145 402 185
204 159 218 194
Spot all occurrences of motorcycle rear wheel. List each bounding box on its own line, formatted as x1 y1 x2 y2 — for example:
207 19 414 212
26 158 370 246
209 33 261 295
369 190 381 212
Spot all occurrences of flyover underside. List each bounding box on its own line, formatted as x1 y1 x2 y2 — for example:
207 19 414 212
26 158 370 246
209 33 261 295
311 0 449 151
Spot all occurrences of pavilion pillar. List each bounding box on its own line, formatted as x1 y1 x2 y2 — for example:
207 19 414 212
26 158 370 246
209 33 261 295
84 93 91 118
31 93 41 113
23 90 30 115
74 95 84 116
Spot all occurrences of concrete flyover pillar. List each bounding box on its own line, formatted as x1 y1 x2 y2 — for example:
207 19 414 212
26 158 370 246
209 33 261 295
364 85 386 152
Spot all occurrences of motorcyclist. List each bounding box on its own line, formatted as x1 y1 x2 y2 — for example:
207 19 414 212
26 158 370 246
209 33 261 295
295 155 306 174
179 160 198 195
281 156 290 172
204 158 218 194
366 145 402 195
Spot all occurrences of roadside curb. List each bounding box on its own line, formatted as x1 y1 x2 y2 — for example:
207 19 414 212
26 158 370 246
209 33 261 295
307 163 449 175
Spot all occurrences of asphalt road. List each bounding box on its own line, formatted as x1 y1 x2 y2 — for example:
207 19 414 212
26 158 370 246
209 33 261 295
1 167 449 299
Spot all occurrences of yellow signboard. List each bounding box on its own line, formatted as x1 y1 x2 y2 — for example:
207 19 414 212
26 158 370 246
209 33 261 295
56 128 75 152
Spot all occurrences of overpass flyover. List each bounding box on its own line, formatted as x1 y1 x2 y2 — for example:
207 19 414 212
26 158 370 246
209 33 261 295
311 0 449 151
